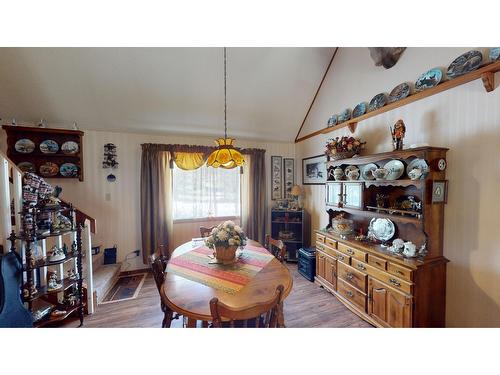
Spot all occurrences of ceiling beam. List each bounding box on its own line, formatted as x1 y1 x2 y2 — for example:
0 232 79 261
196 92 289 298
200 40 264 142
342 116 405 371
294 47 338 143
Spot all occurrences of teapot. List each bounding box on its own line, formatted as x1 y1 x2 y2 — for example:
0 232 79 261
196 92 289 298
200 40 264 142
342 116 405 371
333 167 344 181
346 169 360 180
403 241 417 257
372 168 389 180
408 167 423 180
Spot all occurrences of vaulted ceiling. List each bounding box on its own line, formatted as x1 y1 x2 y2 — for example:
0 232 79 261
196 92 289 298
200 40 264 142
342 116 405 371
0 47 334 142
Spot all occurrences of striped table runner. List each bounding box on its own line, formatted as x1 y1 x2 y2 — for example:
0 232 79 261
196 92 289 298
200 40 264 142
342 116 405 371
167 245 275 294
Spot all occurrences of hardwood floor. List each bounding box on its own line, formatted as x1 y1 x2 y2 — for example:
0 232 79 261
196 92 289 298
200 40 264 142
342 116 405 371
61 264 372 328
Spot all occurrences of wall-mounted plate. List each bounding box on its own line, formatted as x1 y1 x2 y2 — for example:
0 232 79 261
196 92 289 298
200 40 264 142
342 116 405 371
60 163 79 177
415 68 442 92
447 50 482 79
15 138 35 153
40 139 59 154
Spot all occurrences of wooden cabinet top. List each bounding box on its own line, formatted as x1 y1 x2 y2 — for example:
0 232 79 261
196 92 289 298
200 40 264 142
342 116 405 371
2 125 84 136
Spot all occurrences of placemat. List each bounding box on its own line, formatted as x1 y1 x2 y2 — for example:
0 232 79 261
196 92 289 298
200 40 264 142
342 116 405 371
167 245 275 294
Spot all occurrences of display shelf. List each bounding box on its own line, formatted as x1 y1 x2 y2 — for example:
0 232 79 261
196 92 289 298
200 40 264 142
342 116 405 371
24 253 78 271
296 61 500 143
329 206 421 226
363 179 424 188
15 228 75 241
34 303 84 328
25 277 82 302
271 209 310 262
271 221 303 224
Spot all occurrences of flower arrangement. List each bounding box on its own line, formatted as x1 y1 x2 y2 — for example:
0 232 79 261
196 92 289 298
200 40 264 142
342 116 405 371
325 136 365 159
205 220 247 250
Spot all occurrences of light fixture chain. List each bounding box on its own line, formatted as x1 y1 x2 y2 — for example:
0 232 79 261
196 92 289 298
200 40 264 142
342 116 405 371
224 47 227 140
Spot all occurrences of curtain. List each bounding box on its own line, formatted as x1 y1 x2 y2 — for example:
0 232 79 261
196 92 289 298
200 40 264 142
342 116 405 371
140 144 173 263
241 150 267 245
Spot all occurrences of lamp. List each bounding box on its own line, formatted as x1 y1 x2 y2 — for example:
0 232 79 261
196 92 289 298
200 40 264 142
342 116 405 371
206 47 244 169
290 185 302 209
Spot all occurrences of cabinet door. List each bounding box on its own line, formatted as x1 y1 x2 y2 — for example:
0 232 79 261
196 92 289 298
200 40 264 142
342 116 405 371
316 251 326 280
326 182 342 207
343 182 364 209
323 255 337 290
368 277 412 328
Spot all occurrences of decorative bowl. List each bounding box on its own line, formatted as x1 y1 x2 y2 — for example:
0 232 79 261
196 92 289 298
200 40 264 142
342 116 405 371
327 151 356 161
372 168 389 180
331 218 354 236
279 230 294 240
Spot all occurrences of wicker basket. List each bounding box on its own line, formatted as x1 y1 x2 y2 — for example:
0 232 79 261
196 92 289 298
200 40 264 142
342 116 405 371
327 151 357 161
214 245 238 265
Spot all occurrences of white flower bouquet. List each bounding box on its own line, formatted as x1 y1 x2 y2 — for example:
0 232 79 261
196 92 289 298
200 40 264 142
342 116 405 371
205 220 247 250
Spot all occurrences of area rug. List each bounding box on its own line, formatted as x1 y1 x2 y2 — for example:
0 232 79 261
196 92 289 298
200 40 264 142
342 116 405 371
101 273 147 304
167 245 274 294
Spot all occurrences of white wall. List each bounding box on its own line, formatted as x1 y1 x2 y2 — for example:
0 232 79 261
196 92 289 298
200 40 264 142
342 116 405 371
0 130 295 271
296 47 500 327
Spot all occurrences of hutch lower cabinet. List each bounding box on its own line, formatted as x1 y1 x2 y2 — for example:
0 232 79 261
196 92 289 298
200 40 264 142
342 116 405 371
315 231 447 327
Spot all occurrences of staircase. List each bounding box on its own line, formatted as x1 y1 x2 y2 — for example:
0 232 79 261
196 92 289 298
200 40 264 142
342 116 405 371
88 247 121 304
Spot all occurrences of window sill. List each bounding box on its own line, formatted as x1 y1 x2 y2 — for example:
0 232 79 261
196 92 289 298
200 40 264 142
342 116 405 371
173 216 241 225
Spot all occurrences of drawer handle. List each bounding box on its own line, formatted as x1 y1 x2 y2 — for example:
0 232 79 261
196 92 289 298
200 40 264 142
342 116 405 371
338 255 344 261
345 291 353 298
375 261 382 266
396 270 405 275
356 263 366 271
347 249 354 255
389 278 401 287
346 272 354 280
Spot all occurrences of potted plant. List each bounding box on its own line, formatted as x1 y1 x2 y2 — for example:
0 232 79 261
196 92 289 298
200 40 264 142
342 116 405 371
325 136 365 160
205 221 248 264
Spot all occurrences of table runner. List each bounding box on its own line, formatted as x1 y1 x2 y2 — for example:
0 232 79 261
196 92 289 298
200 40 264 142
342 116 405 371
167 245 275 294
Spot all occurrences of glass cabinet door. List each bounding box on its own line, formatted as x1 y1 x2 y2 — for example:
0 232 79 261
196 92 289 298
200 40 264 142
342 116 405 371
326 182 342 207
343 182 363 209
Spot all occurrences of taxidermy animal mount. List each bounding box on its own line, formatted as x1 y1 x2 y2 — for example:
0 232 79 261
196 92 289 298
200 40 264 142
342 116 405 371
368 47 406 69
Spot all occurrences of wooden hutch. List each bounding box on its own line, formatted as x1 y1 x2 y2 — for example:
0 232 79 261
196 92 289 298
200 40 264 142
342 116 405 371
314 146 448 327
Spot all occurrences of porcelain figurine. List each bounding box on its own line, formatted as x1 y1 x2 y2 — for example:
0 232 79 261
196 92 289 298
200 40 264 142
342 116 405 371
47 271 62 291
376 193 388 208
391 119 406 150
68 269 79 281
48 245 66 262
408 167 423 180
403 241 417 257
390 238 405 253
372 168 389 180
346 169 360 180
333 167 344 181
52 213 72 232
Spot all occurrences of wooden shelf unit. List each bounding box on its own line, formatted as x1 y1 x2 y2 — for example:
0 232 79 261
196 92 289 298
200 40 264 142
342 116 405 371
315 146 449 327
296 61 500 143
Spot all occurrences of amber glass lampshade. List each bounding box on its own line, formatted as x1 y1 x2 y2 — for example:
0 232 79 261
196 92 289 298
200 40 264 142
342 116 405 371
206 138 244 169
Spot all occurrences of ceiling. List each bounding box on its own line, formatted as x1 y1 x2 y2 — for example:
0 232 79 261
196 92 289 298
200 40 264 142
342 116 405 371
0 47 334 142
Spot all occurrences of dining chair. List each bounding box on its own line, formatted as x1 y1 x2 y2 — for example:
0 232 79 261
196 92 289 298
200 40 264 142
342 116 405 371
200 226 215 238
209 285 284 328
265 234 287 263
149 249 180 328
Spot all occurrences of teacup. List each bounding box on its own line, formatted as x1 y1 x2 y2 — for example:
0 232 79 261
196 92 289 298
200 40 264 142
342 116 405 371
333 167 344 181
403 241 417 257
408 167 423 180
372 168 389 180
346 170 360 180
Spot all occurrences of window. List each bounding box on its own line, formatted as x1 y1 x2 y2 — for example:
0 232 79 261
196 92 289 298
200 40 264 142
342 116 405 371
172 165 241 221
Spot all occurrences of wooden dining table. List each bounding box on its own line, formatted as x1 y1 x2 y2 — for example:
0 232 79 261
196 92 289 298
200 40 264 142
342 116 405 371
161 239 293 327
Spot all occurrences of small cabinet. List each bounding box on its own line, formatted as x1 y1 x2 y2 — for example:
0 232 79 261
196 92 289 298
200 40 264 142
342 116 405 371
368 277 412 328
316 251 325 280
316 250 337 291
325 181 363 209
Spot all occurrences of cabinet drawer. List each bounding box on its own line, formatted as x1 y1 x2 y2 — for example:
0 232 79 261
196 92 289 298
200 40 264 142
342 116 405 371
319 243 336 258
351 258 369 273
316 233 326 243
368 254 387 270
325 237 337 249
337 279 366 312
337 243 366 261
333 249 350 265
355 260 413 295
387 262 413 282
338 262 367 292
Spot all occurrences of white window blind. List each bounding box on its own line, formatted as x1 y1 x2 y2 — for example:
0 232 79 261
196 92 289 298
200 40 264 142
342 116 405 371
172 165 241 221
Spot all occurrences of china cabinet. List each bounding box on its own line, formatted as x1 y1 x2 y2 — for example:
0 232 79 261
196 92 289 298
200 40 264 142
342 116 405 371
315 146 449 327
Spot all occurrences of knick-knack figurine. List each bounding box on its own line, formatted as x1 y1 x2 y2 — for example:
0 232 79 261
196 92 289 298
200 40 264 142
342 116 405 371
390 119 406 150
47 271 62 291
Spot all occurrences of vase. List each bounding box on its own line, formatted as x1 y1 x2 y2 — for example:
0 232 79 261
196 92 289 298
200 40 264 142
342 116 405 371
214 245 238 264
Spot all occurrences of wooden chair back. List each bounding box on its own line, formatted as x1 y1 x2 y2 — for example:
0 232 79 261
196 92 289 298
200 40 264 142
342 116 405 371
209 285 284 328
265 234 286 263
200 226 215 238
149 249 168 294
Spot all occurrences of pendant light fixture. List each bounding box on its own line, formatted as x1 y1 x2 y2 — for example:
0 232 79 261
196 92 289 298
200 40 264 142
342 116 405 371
206 47 244 169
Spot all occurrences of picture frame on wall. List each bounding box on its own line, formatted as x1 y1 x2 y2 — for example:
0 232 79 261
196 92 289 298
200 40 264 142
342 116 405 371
283 158 295 199
302 154 327 185
271 156 283 200
431 180 448 203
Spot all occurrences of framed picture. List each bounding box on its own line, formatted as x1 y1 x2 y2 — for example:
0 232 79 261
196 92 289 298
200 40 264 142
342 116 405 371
302 155 327 185
271 156 283 200
283 158 295 199
432 180 448 203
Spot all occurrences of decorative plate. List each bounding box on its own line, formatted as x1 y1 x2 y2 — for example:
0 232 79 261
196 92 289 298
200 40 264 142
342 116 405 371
368 218 396 242
388 82 410 103
17 162 36 173
352 102 367 118
406 158 429 179
368 93 387 112
40 139 59 154
61 141 79 155
15 138 35 153
360 163 378 180
60 163 79 177
383 160 405 180
489 47 500 62
447 50 482 79
327 115 338 127
338 108 352 123
39 162 59 177
415 68 442 91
